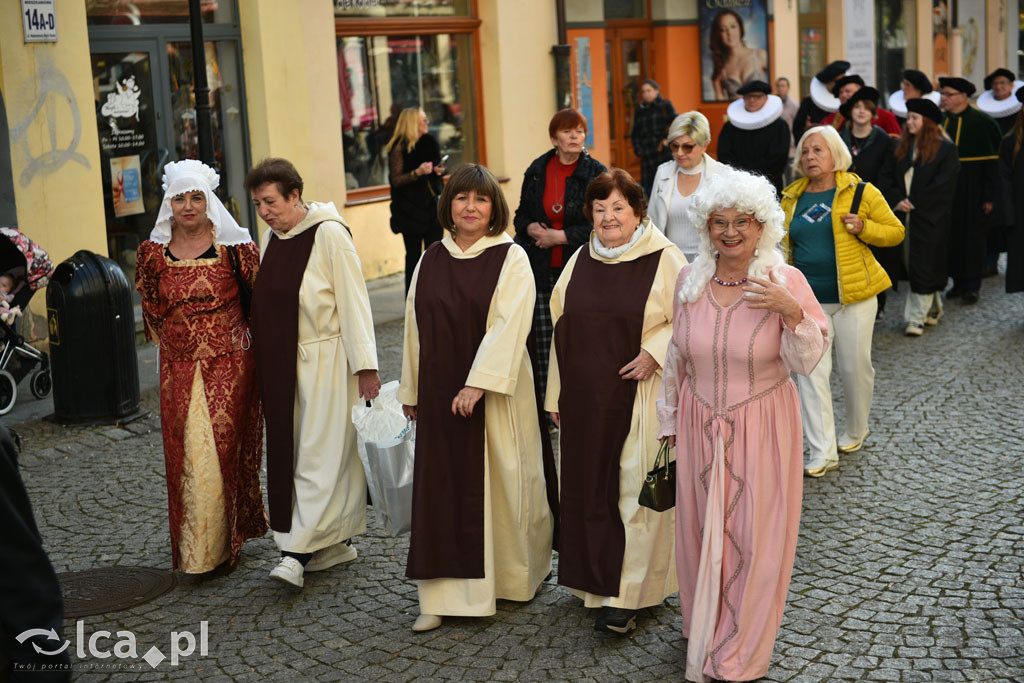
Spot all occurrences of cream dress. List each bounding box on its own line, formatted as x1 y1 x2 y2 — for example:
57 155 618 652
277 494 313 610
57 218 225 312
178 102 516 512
261 201 379 554
399 232 554 616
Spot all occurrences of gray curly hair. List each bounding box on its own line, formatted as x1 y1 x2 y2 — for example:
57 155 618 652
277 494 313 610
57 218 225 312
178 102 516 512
679 167 787 303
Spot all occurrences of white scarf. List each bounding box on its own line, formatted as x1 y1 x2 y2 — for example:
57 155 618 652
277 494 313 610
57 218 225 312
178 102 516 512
591 221 646 259
149 159 252 245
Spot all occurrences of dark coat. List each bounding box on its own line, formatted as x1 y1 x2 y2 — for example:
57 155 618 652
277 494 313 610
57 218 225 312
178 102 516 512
942 107 1003 281
841 125 903 281
892 139 961 292
716 118 791 196
388 133 443 236
630 96 677 161
999 131 1024 292
793 96 830 141
513 149 607 283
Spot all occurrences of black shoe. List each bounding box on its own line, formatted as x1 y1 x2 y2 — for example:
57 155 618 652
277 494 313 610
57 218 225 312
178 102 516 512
594 607 637 634
962 291 979 304
946 286 964 299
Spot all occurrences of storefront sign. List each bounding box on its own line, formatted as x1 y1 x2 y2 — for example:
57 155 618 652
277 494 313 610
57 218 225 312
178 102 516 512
573 37 595 148
698 0 770 102
844 0 875 85
110 155 145 218
21 0 57 43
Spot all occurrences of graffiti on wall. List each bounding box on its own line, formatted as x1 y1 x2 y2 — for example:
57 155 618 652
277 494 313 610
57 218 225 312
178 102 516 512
9 51 90 187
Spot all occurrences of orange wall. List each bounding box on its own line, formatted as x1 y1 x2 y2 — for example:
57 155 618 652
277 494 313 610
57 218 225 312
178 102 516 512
566 28 611 166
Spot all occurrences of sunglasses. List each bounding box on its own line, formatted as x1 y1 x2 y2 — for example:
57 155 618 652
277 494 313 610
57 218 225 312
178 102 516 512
670 142 698 154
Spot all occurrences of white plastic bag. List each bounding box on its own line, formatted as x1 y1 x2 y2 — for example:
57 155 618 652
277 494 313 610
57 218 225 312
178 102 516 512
352 380 415 536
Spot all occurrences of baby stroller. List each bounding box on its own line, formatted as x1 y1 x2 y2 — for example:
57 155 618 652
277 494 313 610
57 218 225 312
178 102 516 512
0 227 54 415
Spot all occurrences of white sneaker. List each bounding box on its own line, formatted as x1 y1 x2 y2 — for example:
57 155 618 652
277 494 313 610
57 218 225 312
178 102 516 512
306 541 357 573
925 310 943 326
904 323 924 337
269 557 304 588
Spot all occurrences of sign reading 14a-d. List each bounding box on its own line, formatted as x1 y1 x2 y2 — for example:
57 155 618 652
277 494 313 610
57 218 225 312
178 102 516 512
22 0 57 43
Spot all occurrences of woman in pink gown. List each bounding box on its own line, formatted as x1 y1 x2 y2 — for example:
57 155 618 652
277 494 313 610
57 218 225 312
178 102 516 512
657 168 828 682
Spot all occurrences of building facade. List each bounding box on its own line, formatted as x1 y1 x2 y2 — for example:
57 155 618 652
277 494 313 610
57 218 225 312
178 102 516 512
0 0 1022 336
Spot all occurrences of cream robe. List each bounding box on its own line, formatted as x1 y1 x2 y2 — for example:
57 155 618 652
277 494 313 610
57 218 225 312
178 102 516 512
261 202 379 554
399 233 553 616
545 223 686 609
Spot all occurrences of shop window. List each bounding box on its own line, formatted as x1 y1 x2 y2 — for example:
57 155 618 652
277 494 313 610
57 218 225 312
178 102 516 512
798 0 828 97
335 0 470 18
86 0 233 25
336 7 482 200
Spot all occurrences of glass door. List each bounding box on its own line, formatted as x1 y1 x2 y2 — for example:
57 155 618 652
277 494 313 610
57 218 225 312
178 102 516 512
91 36 251 293
91 42 170 292
605 28 650 182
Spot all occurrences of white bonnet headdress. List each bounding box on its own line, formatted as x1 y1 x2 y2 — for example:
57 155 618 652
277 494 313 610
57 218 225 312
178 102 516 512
150 159 252 245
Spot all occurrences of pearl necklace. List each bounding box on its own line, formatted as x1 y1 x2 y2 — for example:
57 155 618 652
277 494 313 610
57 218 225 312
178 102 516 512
712 272 747 286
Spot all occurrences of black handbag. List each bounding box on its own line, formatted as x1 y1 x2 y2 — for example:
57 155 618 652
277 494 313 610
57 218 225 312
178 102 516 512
225 245 252 321
638 440 675 512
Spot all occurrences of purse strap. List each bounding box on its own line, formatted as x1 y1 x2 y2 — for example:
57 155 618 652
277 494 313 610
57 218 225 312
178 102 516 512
648 439 672 479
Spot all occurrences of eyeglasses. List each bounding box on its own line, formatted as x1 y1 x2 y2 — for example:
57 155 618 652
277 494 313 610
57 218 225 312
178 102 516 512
709 216 758 231
939 90 963 98
670 142 698 153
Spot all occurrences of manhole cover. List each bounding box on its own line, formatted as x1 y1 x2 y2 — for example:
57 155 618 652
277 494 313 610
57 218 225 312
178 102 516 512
57 567 176 618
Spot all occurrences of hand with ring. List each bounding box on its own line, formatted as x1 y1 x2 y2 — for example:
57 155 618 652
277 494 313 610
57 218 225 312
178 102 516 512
840 213 864 235
742 271 804 329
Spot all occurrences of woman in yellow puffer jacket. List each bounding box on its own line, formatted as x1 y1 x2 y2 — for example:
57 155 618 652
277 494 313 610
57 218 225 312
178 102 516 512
781 125 904 477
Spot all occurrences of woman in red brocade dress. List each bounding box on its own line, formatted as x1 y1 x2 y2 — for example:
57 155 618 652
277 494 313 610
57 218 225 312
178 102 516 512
135 160 267 574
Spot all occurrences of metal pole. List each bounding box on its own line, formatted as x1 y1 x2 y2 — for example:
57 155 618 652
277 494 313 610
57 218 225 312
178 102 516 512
188 0 215 167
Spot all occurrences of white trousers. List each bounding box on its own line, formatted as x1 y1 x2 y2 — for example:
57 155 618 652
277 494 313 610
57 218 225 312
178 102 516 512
795 298 877 467
903 291 943 326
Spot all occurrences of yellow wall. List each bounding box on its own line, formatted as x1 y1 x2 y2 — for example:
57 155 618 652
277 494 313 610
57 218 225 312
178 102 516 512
239 0 404 277
0 1 107 330
773 1 801 99
478 0 558 213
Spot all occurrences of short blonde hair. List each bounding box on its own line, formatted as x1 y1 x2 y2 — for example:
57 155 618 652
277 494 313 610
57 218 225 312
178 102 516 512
667 111 711 147
793 125 852 176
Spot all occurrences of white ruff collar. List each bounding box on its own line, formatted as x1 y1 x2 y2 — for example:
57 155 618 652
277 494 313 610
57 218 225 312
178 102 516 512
887 89 940 117
810 77 840 112
149 159 252 245
592 222 645 258
976 81 1024 118
726 95 784 130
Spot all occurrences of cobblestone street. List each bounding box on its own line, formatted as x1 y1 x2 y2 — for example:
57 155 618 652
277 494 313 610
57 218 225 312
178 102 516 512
13 275 1024 682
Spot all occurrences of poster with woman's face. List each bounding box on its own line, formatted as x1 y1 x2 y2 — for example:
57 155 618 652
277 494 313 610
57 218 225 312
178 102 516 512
699 0 770 102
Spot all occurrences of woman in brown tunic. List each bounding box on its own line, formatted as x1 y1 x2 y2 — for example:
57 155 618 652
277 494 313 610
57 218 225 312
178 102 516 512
399 164 555 632
546 169 686 634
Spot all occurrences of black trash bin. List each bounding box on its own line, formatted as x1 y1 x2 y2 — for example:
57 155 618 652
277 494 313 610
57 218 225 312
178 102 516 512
45 251 142 424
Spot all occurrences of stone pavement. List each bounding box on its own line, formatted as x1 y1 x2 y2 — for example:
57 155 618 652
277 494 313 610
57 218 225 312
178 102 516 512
11 274 1024 681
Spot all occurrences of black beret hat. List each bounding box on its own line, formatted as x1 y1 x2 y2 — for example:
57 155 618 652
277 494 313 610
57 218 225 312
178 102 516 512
736 80 771 96
983 68 1015 90
815 61 850 84
938 76 976 96
839 86 880 119
831 74 865 97
902 69 933 94
906 97 942 124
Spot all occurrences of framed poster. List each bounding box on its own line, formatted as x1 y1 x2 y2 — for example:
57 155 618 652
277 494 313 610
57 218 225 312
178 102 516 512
110 155 144 217
699 0 770 102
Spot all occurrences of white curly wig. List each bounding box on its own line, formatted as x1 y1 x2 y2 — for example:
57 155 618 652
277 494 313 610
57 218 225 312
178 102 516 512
679 167 787 303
